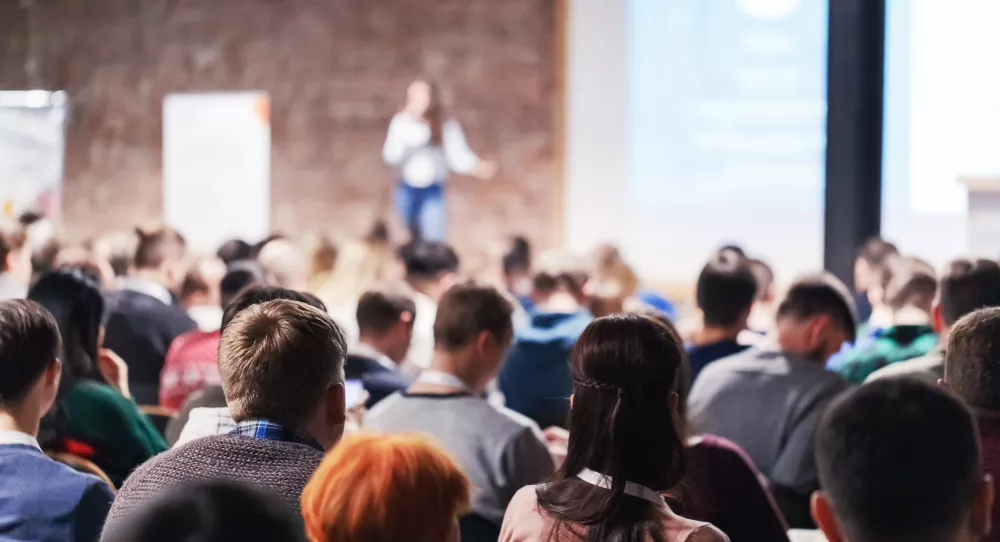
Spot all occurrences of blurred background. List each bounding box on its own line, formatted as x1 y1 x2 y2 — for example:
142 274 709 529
2 0 999 300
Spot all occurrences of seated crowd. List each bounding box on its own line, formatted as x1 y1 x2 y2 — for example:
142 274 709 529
5 218 1000 542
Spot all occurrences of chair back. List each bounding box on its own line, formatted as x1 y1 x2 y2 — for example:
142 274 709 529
140 405 179 437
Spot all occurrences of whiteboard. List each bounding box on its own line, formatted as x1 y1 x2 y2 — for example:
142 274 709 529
0 91 67 222
163 92 270 254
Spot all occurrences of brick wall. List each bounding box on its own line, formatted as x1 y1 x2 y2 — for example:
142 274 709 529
0 0 558 258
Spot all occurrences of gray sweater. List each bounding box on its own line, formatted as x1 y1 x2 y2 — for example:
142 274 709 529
101 435 322 537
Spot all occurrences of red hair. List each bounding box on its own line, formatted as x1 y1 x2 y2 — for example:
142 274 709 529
301 432 471 542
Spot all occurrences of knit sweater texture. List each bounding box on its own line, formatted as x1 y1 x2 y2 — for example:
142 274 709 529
101 434 322 537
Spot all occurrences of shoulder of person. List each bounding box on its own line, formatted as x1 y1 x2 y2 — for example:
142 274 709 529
685 523 731 542
493 403 547 440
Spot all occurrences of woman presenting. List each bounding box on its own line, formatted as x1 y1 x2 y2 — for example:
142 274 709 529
382 80 496 241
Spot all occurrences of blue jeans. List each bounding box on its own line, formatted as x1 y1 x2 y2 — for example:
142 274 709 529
395 182 446 241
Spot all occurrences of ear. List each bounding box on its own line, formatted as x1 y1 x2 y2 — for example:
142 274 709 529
932 303 944 333
811 491 844 542
972 474 994 538
808 314 831 347
475 330 493 355
326 382 346 424
46 358 62 389
570 393 574 410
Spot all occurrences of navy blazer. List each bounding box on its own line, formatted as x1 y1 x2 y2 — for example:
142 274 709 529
344 354 412 408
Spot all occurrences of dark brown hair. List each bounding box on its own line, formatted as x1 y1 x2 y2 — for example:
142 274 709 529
883 256 937 311
777 273 858 343
0 299 60 404
939 259 1000 325
432 284 513 350
356 287 416 337
536 314 686 542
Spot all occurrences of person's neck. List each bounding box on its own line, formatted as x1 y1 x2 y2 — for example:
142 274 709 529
130 268 167 287
534 291 582 313
409 353 484 395
407 278 444 302
690 323 744 346
890 306 933 326
0 408 39 438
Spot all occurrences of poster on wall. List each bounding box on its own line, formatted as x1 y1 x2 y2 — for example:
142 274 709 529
163 92 271 253
0 91 68 223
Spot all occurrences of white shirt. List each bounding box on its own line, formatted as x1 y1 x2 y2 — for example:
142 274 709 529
382 113 480 187
404 291 438 371
116 276 173 305
174 407 235 448
0 429 41 451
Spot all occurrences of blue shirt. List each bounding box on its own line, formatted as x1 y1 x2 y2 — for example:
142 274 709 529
0 443 113 542
228 419 322 451
498 309 592 428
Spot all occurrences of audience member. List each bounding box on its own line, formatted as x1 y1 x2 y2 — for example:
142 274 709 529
346 287 415 408
178 256 227 332
943 306 1000 541
0 299 114 542
257 238 310 291
833 256 938 383
501 314 727 542
499 251 591 428
215 238 252 266
688 273 855 528
366 284 553 529
868 258 1000 384
159 261 266 410
746 257 776 336
18 211 60 278
301 432 470 542
0 222 30 300
92 230 138 278
304 232 339 294
316 225 398 347
103 480 306 542
502 235 533 312
399 239 461 371
105 299 348 529
687 251 756 384
588 243 676 319
852 237 899 325
812 378 993 542
165 286 328 446
639 310 789 542
29 269 167 485
104 227 197 404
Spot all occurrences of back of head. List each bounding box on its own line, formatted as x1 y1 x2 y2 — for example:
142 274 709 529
0 222 28 276
219 261 267 310
502 236 532 278
400 240 459 281
777 272 858 343
216 239 253 266
220 284 327 333
257 239 309 290
27 268 106 385
0 299 60 406
883 256 937 312
179 256 227 306
133 226 186 271
532 251 588 299
218 299 345 431
356 287 416 337
104 480 305 542
93 230 138 278
747 258 775 302
945 307 1000 411
302 432 470 542
433 283 513 352
939 259 1000 326
696 251 757 327
537 314 686 541
815 379 983 542
856 237 899 290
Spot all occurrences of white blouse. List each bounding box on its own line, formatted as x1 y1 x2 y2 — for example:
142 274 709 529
382 113 480 187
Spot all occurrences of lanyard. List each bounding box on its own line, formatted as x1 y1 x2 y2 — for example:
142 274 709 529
576 468 665 505
415 370 471 393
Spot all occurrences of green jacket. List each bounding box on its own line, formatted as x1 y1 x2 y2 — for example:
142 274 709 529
834 325 939 385
63 380 168 486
